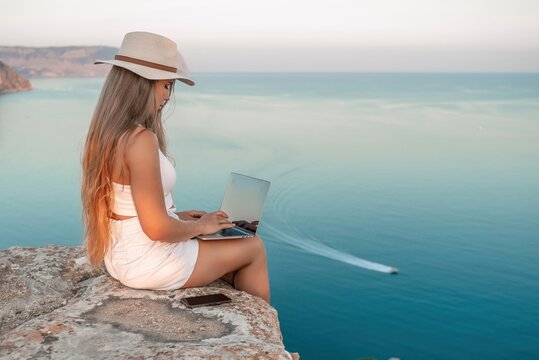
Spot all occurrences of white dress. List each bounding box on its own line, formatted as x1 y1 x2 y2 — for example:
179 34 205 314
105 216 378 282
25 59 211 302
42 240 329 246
103 149 199 290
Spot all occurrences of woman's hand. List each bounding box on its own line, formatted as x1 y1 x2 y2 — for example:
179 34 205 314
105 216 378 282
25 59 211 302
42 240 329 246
197 210 236 235
177 210 207 221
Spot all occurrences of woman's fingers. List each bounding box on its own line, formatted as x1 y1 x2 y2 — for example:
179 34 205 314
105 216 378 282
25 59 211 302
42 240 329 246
218 216 233 225
214 210 229 219
198 210 235 234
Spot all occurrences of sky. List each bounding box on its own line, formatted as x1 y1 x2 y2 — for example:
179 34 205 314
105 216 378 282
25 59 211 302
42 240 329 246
1 0 538 72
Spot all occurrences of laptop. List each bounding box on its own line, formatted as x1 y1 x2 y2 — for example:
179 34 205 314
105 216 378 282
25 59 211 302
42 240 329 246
196 172 271 240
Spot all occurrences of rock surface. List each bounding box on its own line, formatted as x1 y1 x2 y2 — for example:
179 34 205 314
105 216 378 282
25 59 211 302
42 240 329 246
0 46 117 78
0 246 298 359
0 61 32 94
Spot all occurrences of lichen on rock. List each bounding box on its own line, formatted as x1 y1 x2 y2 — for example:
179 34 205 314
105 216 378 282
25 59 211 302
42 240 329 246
0 245 298 359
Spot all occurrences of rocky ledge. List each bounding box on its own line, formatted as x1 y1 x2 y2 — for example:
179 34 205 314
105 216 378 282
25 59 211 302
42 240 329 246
0 245 298 359
0 61 32 95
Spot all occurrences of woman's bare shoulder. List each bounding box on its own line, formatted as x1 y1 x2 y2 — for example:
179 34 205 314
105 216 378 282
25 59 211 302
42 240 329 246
129 127 157 148
124 127 159 162
112 127 159 184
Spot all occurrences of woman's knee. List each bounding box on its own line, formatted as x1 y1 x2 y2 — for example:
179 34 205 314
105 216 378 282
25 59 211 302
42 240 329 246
249 236 267 260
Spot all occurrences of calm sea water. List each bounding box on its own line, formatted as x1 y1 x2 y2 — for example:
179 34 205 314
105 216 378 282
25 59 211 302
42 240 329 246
1 73 538 359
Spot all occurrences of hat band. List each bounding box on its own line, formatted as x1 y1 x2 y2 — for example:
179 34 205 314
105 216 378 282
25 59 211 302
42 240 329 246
114 55 177 73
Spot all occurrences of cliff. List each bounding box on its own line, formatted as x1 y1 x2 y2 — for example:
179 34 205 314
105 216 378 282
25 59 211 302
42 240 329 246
0 61 32 94
0 46 117 78
0 245 299 359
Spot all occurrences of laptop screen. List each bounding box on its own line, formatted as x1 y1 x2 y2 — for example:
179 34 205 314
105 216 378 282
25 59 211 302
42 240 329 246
219 173 271 235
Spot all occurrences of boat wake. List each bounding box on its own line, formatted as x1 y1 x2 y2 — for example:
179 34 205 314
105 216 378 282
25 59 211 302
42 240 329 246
266 224 398 274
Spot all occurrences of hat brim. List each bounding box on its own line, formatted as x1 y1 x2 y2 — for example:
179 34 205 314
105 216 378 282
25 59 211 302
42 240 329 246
94 59 195 86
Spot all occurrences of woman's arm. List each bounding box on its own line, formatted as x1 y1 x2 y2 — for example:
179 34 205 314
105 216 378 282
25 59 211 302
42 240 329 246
126 130 233 242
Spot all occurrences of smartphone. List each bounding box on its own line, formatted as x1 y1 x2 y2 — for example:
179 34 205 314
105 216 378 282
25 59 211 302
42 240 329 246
181 293 232 308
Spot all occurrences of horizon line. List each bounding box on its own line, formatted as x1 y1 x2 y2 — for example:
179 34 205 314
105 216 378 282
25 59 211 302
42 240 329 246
23 71 539 77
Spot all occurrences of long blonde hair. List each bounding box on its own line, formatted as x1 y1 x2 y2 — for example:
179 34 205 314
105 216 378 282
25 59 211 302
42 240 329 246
81 66 170 268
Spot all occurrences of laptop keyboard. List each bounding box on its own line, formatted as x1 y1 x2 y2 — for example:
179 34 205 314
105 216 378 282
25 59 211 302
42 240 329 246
220 228 251 237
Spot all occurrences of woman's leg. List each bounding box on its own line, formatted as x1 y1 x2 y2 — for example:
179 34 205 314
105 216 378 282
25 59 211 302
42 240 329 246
220 271 236 286
182 236 270 303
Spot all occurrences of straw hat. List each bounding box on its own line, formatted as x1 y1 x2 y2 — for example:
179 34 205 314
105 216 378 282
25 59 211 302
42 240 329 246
95 31 195 86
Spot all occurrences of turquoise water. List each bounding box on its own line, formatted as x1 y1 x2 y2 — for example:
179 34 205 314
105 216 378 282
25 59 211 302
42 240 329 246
1 74 538 359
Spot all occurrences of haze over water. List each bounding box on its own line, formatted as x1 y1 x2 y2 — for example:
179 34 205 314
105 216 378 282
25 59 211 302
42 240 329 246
1 73 538 359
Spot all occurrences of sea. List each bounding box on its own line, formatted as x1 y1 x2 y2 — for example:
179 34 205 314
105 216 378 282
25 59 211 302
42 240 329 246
0 73 538 359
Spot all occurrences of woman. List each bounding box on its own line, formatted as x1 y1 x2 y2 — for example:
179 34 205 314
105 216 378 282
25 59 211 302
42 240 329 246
81 31 270 302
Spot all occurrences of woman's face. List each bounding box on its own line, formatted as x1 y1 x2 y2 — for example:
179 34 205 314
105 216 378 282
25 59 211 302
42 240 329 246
154 79 174 111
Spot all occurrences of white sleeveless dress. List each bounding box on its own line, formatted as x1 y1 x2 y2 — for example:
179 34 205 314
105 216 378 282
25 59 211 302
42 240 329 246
103 149 199 290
